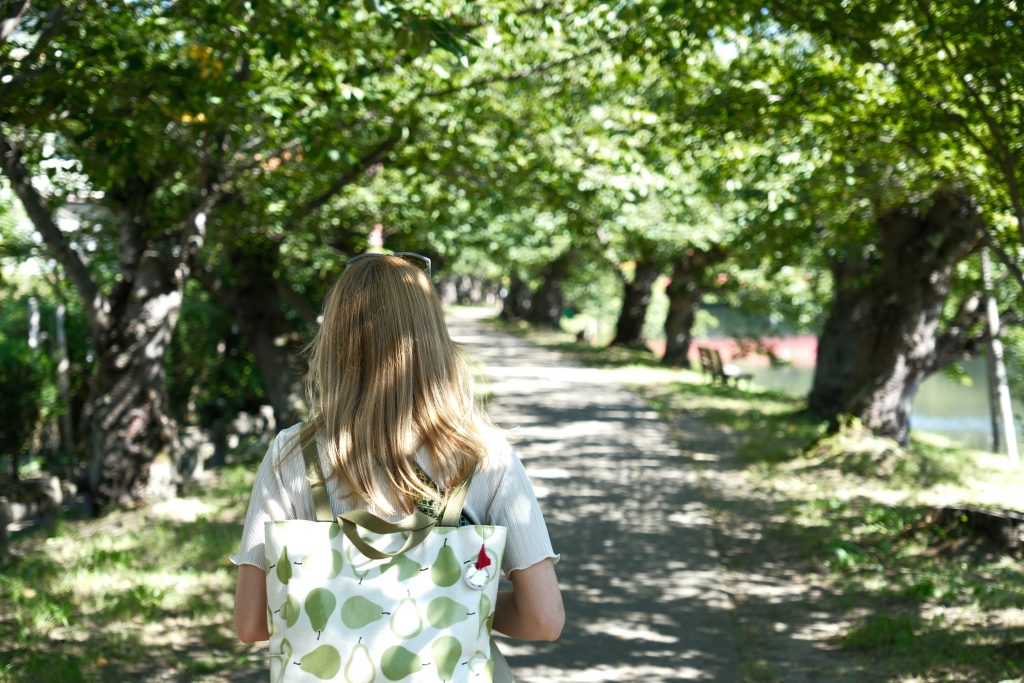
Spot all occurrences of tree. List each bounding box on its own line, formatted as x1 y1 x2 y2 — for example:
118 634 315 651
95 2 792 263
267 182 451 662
0 0 478 506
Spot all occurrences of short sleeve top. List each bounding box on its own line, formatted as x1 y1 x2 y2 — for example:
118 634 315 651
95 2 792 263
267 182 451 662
231 422 559 576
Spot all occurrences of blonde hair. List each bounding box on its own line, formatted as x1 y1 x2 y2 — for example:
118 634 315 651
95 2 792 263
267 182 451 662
295 255 493 515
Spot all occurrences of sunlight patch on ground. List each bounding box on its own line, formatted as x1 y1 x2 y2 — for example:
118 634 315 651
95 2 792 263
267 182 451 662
515 663 713 682
581 619 680 644
147 497 215 522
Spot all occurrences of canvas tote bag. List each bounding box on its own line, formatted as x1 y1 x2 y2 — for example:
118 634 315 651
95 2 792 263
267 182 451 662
264 435 514 682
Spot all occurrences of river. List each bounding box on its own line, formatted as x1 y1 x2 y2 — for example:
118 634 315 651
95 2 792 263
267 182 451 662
735 356 1023 452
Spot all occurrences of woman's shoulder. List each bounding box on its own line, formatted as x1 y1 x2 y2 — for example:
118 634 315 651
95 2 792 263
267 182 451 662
477 428 518 473
268 421 306 465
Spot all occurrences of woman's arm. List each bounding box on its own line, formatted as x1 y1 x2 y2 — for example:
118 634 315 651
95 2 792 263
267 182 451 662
234 564 270 643
492 558 564 641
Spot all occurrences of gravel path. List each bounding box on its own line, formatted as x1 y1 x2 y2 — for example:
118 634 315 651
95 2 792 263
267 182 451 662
448 308 740 682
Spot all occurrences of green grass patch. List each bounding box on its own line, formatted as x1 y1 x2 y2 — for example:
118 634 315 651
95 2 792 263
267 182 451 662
843 612 920 649
0 461 261 682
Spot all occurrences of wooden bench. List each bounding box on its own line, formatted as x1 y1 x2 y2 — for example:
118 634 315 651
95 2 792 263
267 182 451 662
698 346 753 387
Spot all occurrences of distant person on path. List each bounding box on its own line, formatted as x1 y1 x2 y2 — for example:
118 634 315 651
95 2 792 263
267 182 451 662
231 253 564 647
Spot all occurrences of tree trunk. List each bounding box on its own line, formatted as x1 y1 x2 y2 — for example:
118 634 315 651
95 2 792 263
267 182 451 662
2 134 216 509
83 251 186 506
611 257 660 348
525 255 571 329
501 274 531 321
198 238 306 430
836 190 985 444
662 246 726 367
807 253 873 418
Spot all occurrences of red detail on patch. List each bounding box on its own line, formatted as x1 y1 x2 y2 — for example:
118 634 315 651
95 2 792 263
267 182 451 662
475 544 492 570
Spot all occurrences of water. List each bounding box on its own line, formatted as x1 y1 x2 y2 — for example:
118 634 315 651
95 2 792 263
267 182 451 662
736 357 1024 452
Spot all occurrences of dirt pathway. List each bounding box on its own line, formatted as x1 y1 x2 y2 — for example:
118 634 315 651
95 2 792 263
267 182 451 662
447 309 740 682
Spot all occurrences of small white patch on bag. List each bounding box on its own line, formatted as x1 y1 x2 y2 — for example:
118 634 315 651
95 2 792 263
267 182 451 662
464 545 494 590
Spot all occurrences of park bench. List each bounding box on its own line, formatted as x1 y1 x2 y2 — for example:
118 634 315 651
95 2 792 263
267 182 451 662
698 346 753 387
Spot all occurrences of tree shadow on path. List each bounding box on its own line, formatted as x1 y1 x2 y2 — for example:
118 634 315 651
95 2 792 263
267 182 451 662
450 313 741 682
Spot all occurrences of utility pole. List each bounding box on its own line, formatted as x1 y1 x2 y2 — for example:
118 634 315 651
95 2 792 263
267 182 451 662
981 248 1020 463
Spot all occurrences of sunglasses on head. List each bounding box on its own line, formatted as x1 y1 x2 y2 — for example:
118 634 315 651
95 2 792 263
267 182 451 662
344 251 432 278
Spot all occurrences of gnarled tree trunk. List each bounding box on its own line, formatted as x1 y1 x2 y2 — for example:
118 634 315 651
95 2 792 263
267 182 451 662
198 237 306 430
807 253 873 417
1 134 216 509
811 190 985 444
525 254 571 329
662 246 725 367
84 252 185 506
501 273 531 321
611 257 660 348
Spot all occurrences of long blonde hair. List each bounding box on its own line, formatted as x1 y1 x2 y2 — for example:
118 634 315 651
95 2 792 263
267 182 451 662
296 255 492 515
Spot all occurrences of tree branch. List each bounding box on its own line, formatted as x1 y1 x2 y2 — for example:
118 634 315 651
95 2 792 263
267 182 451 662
176 137 228 283
0 132 110 335
422 43 608 99
1 0 31 43
283 132 405 230
930 291 985 373
982 228 1024 294
2 2 68 89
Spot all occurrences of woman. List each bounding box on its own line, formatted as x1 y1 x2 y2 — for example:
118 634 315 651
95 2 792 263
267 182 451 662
232 253 563 646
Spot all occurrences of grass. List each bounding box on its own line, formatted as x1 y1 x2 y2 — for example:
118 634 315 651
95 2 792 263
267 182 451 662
495 314 1024 682
0 459 263 682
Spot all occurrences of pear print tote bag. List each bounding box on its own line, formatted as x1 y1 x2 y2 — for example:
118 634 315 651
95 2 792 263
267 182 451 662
264 436 509 683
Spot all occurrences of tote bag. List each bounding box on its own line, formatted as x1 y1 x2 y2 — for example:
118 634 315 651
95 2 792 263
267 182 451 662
264 435 512 682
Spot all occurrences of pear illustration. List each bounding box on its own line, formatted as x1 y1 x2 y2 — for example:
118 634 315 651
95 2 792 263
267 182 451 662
474 525 494 540
344 640 376 683
281 594 302 628
270 655 285 683
304 549 344 580
426 596 470 629
478 594 492 635
329 522 341 539
300 644 341 680
381 554 423 581
345 542 373 581
275 546 292 585
341 595 385 629
305 588 337 637
328 549 344 579
432 636 462 681
431 540 460 587
390 595 423 639
380 645 422 681
467 652 491 680
272 639 292 683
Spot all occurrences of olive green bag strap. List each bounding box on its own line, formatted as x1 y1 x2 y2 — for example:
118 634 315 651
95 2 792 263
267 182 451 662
438 472 473 527
300 434 333 522
299 432 475 557
337 509 438 560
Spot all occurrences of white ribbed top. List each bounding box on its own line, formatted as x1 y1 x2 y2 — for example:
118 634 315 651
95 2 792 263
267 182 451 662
230 422 559 575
